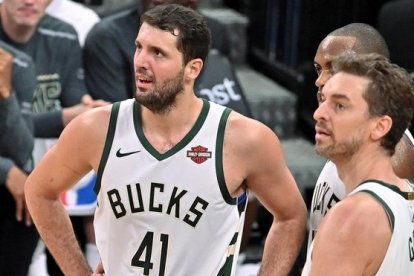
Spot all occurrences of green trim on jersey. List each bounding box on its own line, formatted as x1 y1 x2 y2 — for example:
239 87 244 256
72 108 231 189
357 179 414 232
359 179 414 199
94 102 121 194
132 99 210 161
357 190 395 232
217 232 239 276
357 180 403 232
216 107 236 205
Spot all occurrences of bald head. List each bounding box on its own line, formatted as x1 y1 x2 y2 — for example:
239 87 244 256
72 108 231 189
328 23 389 58
314 23 390 91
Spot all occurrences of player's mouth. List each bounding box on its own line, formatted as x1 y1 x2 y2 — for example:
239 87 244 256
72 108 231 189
315 125 332 141
136 76 153 90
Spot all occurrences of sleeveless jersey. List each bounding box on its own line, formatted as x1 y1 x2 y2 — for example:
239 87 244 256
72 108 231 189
94 99 247 276
303 180 414 275
307 160 345 249
307 128 414 251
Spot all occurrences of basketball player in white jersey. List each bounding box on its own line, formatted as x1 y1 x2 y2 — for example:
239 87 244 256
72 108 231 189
304 53 414 274
307 23 414 250
25 4 307 275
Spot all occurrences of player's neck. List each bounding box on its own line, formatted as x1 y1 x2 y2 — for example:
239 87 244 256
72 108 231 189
335 147 395 194
140 95 203 153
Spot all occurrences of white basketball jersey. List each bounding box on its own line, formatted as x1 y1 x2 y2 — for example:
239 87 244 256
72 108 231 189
307 128 414 251
307 160 346 249
303 180 414 275
94 99 247 276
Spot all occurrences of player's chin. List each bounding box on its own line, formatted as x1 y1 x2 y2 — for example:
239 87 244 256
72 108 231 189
314 143 330 157
136 86 151 94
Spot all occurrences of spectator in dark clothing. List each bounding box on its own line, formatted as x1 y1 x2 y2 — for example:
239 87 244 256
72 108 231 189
0 0 108 275
84 0 251 117
0 41 37 276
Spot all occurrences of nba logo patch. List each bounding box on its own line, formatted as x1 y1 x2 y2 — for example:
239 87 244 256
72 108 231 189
186 145 212 164
60 171 97 216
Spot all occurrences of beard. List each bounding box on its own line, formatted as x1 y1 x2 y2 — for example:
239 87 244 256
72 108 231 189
315 124 364 161
135 68 185 114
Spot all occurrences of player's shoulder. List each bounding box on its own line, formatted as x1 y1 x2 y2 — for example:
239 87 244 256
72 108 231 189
224 109 281 152
227 108 270 132
314 191 390 272
67 104 113 139
322 191 383 236
83 104 113 122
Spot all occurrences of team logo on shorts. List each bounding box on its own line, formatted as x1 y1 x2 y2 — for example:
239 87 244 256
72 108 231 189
187 145 212 164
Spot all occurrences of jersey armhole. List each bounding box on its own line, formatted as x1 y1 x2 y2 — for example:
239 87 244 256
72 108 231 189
94 102 121 194
356 189 395 232
215 107 238 205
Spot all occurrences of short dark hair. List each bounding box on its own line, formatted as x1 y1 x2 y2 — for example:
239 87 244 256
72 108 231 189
141 4 211 65
332 53 414 155
329 23 390 59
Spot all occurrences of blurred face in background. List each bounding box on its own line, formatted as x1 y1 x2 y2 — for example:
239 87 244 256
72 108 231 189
0 0 51 29
141 0 198 12
313 36 356 93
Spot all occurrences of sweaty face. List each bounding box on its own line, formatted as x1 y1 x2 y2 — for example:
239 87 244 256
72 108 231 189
313 36 357 93
1 0 51 28
313 72 372 161
134 22 185 114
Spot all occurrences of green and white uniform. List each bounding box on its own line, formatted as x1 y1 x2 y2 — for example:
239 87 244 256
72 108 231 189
303 180 414 275
307 129 414 249
94 99 247 276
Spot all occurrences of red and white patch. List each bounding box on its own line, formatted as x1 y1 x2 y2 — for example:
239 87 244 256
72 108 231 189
187 145 212 164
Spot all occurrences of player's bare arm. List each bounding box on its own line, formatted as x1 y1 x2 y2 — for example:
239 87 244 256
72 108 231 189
25 105 112 276
224 112 307 274
310 193 391 275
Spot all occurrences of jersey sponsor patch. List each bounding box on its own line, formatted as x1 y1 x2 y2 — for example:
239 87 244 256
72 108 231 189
186 145 212 164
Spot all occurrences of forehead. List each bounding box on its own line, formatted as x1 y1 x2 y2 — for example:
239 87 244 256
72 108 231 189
315 36 357 65
137 22 178 47
323 72 370 100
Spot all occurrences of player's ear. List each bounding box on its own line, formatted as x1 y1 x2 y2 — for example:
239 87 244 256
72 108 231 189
185 58 203 81
371 115 392 141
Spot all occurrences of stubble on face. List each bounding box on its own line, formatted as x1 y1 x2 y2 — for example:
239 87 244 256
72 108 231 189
135 68 185 114
315 122 364 161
